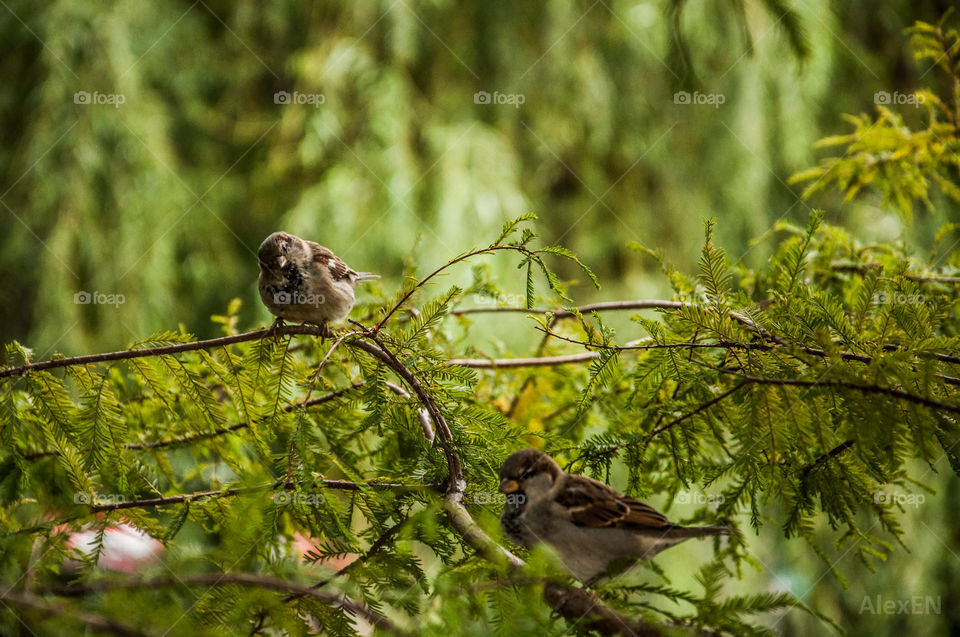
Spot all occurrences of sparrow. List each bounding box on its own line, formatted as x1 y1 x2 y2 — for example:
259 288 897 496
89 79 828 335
499 449 733 582
257 232 379 329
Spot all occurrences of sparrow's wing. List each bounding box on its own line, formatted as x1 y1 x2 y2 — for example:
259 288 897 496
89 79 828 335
556 475 672 530
307 241 358 281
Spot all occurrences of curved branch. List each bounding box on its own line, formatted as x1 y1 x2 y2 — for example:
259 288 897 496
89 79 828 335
350 337 463 495
0 591 146 636
41 573 401 633
350 337 666 636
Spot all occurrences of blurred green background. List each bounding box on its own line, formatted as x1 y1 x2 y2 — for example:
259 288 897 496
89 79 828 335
2 1 958 634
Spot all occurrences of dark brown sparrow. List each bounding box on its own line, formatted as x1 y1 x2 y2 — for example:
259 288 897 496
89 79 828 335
257 232 378 329
499 449 734 582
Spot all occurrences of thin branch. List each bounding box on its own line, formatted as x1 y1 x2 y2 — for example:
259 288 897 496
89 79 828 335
0 591 147 637
352 336 463 494
0 325 327 379
286 511 409 601
325 515 406 583
646 382 749 442
373 245 539 332
451 299 690 317
300 331 365 405
532 328 718 352
4 309 957 379
800 440 856 480
451 352 604 368
23 382 366 461
543 585 665 637
831 262 960 283
83 480 437 513
453 299 775 342
701 363 960 415
456 329 960 383
40 573 402 633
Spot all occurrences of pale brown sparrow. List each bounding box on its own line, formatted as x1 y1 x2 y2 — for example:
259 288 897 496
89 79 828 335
257 232 379 329
499 449 734 582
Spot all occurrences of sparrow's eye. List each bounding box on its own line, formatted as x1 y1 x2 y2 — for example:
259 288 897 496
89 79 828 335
519 468 534 480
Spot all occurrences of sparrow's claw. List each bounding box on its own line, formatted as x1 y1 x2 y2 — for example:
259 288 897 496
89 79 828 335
267 318 286 341
581 573 606 589
308 320 331 344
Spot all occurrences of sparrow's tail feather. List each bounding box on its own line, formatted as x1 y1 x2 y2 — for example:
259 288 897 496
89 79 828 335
641 524 736 559
662 524 735 539
355 272 380 281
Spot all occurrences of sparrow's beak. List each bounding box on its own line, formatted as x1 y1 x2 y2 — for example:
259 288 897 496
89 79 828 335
499 478 520 494
276 255 288 269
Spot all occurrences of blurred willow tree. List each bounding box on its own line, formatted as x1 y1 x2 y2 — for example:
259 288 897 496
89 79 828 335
1 0 951 356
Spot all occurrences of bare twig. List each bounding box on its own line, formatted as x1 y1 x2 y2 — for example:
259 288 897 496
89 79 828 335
373 245 541 332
